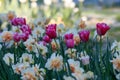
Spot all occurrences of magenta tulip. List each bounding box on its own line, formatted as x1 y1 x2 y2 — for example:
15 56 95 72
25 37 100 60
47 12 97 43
66 39 74 48
11 17 26 26
64 33 74 40
13 32 21 42
43 35 51 43
20 24 31 35
46 24 57 39
78 30 90 42
20 33 29 41
96 23 110 36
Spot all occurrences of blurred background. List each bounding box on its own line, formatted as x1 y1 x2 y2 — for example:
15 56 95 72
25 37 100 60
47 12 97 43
0 0 120 40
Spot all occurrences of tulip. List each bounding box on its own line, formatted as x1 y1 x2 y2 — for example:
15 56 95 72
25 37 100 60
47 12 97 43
66 39 74 48
78 30 90 42
13 32 21 42
96 23 110 36
20 33 29 41
46 24 57 31
46 24 57 39
20 24 31 35
43 35 51 43
64 33 73 40
11 17 26 26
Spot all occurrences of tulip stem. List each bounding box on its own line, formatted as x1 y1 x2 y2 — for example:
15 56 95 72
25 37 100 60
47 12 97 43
99 36 105 79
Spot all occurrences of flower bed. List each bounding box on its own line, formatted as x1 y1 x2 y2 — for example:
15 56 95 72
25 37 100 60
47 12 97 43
0 17 119 80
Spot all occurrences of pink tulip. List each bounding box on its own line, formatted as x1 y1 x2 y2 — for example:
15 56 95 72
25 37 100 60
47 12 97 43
78 30 90 42
46 24 57 39
13 32 21 42
43 35 51 43
11 17 26 26
20 24 31 35
66 39 74 48
96 23 110 36
20 33 29 41
64 33 73 40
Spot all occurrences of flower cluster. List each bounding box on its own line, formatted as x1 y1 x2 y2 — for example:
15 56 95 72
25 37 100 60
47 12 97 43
11 17 31 42
1 16 119 80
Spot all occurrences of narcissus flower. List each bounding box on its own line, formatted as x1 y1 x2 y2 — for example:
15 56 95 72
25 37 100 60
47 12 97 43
21 67 37 80
12 62 30 74
111 55 120 71
45 53 63 71
78 30 90 42
1 31 13 42
96 23 110 36
81 55 90 65
3 53 14 65
20 53 34 64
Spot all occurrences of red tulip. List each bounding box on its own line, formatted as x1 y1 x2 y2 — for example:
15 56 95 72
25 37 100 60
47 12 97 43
46 24 57 39
96 23 110 36
64 33 73 40
66 39 74 48
78 30 90 42
43 35 51 43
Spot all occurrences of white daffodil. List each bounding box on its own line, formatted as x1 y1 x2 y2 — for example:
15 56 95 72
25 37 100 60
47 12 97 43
111 55 120 72
12 62 30 74
32 27 45 39
57 24 65 35
0 31 13 42
20 53 34 64
45 53 63 71
36 43 48 57
67 59 81 73
24 36 38 53
3 53 14 65
81 55 90 65
32 64 45 80
21 67 37 80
